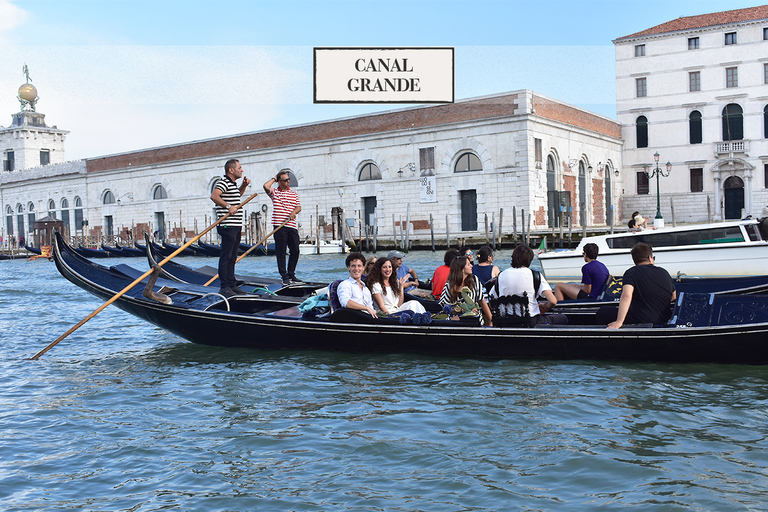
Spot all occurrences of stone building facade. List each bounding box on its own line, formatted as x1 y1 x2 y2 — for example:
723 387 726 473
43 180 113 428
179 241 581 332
1 90 622 248
615 5 768 224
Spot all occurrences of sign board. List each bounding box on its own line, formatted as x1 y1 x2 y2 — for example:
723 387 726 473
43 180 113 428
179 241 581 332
314 47 454 104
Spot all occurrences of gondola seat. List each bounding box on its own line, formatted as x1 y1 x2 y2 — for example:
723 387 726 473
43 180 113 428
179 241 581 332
328 279 343 313
489 293 532 327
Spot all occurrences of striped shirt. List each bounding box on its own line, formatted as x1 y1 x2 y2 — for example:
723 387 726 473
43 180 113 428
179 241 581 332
268 187 300 229
214 176 243 227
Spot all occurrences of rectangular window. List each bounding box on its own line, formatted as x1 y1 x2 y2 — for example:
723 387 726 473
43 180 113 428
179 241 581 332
725 32 737 45
765 63 768 85
635 44 645 57
636 77 647 98
534 138 542 167
688 37 700 50
689 71 701 92
637 171 649 195
765 164 768 189
764 27 768 40
419 147 435 172
726 67 738 88
40 150 50 166
4 151 14 172
690 168 703 193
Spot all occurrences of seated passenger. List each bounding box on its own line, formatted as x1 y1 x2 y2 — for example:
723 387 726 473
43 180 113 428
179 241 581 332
553 242 609 301
431 248 460 297
362 255 377 282
489 244 568 326
472 245 500 286
367 258 426 315
337 252 377 317
605 243 676 329
439 256 493 326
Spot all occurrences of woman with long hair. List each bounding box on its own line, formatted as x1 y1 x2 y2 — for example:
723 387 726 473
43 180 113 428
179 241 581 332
439 256 493 326
367 258 426 314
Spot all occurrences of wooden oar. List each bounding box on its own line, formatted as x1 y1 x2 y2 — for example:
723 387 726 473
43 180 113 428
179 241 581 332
202 217 291 287
30 192 259 360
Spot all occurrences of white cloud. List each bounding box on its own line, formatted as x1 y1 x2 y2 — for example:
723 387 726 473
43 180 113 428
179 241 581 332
0 0 28 44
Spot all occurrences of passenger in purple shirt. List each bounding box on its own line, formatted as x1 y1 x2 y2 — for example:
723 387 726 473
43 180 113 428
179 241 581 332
553 243 610 301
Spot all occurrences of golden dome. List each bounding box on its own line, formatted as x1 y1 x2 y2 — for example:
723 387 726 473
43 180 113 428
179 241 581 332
18 83 38 103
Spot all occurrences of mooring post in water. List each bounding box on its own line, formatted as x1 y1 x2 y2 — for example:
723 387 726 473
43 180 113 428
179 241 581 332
430 213 435 251
484 213 489 245
521 208 525 246
707 196 712 223
405 204 410 251
491 212 496 250
372 214 378 252
498 208 503 249
445 214 450 249
512 206 517 243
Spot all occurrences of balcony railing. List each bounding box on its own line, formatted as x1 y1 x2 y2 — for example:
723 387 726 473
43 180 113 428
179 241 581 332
714 140 749 154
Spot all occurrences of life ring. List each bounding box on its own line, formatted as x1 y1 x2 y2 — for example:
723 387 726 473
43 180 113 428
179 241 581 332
261 204 268 213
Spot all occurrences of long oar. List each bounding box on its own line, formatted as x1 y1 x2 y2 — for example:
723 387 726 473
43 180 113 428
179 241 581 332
30 192 259 360
202 217 291 287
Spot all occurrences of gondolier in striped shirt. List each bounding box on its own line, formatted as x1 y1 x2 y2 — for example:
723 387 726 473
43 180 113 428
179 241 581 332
263 170 302 285
210 159 251 297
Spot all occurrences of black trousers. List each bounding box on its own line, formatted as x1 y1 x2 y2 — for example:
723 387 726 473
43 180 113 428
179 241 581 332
274 226 300 280
217 225 241 289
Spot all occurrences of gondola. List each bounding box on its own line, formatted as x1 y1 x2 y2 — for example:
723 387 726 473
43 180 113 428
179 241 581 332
195 240 222 257
75 245 111 258
25 245 42 255
115 242 145 257
158 241 199 257
51 232 768 363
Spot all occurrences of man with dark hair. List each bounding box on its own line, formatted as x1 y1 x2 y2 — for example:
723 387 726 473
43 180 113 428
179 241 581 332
337 252 377 317
490 244 567 325
264 170 302 285
210 159 252 298
606 242 676 329
553 242 610 301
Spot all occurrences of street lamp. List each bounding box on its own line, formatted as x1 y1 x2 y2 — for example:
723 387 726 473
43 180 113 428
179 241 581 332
643 152 672 228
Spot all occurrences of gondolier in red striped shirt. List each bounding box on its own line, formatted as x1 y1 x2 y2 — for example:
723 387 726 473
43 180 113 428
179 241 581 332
263 170 302 285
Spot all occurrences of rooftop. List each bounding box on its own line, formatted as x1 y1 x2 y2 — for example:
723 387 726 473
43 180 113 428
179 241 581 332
614 4 768 41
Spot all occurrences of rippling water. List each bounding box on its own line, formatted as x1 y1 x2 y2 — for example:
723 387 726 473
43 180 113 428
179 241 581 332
2 251 768 511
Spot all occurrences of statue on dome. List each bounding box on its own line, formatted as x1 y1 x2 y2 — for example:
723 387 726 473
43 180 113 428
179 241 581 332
18 63 39 112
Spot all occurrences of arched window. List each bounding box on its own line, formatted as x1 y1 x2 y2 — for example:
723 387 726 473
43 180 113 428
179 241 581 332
689 110 702 144
153 185 168 200
722 103 743 141
358 163 381 181
60 198 70 234
5 205 13 236
764 105 768 139
74 196 84 230
636 116 648 148
546 155 558 228
454 152 482 173
27 202 35 232
103 190 116 204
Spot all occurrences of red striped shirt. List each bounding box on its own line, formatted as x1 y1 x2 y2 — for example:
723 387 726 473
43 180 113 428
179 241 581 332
268 187 300 229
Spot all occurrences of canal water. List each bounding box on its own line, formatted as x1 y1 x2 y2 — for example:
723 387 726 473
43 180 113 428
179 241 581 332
1 249 767 511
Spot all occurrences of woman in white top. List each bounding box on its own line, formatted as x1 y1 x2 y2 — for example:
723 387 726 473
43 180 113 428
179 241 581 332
366 257 426 315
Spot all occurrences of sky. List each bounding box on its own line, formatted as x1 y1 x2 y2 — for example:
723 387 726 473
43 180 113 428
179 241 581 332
0 0 766 161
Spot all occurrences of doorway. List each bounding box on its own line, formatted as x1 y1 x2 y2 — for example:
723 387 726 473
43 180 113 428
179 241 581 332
723 176 744 220
460 190 477 231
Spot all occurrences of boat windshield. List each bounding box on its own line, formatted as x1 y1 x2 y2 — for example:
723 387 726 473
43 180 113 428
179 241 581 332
607 226 746 249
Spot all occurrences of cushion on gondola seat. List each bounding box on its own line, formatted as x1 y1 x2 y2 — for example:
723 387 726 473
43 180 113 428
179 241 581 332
328 279 343 313
489 293 532 327
598 275 623 301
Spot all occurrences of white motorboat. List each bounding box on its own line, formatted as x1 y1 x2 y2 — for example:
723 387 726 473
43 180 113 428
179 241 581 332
538 218 768 282
299 239 347 255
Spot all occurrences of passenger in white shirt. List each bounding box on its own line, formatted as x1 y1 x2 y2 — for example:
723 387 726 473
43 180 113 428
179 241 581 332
366 257 426 315
337 252 377 317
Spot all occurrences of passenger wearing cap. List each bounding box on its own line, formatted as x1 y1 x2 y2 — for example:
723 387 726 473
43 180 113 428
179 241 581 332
388 249 418 292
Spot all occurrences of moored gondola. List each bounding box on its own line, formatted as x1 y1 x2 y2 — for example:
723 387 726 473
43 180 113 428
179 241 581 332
51 232 768 363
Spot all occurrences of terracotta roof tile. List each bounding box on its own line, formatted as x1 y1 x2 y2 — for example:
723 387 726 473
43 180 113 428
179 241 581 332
615 5 768 41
